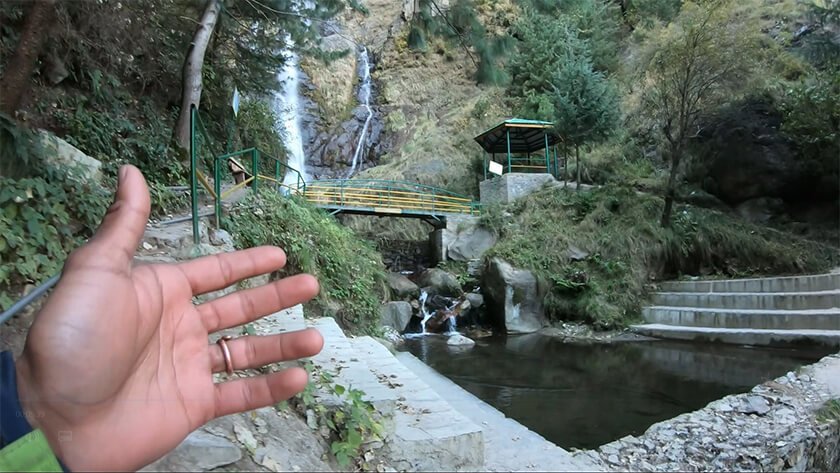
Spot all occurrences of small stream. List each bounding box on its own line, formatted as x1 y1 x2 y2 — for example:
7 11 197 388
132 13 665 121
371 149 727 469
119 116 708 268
403 334 832 449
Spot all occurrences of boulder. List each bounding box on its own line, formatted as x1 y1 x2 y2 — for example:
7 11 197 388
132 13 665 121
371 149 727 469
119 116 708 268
482 258 547 334
38 131 102 183
141 430 241 472
380 301 413 332
465 293 484 309
386 272 420 299
697 97 835 205
448 227 497 262
735 197 784 224
447 333 476 347
417 268 462 297
565 245 589 262
209 229 234 247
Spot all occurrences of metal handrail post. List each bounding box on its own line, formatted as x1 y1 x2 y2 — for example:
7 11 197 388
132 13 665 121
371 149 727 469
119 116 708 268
251 149 259 193
214 157 221 228
189 105 200 245
544 133 550 174
506 129 512 174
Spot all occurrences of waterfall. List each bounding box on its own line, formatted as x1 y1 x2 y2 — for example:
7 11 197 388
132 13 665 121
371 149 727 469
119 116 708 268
418 290 433 333
347 46 373 178
274 40 309 189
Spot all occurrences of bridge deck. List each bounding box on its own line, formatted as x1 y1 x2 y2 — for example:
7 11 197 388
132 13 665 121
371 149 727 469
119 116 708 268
301 180 480 219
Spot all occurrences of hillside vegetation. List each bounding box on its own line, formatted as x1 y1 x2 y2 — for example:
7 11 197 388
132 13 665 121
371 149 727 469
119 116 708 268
226 191 388 335
483 185 839 328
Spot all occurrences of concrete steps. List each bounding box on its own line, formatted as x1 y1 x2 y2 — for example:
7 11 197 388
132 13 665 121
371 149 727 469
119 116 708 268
304 317 483 471
651 290 840 311
633 272 840 347
658 273 840 293
632 324 840 347
642 306 840 330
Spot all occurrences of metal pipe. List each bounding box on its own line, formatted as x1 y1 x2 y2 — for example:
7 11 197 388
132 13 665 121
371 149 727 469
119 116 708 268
506 129 511 173
190 105 200 245
0 274 60 325
159 210 214 226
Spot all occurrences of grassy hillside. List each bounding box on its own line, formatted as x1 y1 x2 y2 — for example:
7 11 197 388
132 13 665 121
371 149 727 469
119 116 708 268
483 185 839 329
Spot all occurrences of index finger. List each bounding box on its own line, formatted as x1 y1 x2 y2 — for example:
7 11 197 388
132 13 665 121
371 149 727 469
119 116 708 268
176 246 286 296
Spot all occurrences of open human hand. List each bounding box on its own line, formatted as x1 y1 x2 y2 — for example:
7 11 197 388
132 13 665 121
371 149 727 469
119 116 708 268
14 165 323 471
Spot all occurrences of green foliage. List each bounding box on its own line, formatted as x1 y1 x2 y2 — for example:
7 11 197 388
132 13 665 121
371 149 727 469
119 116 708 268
485 185 839 329
148 182 190 218
521 0 623 73
508 12 581 102
407 0 513 84
225 191 387 335
779 67 840 179
816 399 840 423
550 52 620 151
0 112 44 179
293 362 384 469
0 166 109 310
626 0 683 28
799 0 840 67
635 0 763 224
52 92 185 185
437 260 476 287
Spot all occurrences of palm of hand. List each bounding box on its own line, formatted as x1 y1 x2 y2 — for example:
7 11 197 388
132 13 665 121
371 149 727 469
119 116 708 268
15 166 322 472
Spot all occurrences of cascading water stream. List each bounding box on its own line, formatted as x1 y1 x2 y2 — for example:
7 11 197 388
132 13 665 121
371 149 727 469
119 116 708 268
274 39 309 189
347 46 373 178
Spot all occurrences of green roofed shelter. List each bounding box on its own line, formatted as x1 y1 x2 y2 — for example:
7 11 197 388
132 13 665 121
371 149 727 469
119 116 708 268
474 118 563 179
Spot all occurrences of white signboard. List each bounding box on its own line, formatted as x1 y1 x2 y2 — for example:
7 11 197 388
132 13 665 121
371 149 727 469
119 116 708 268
488 161 504 176
231 87 241 117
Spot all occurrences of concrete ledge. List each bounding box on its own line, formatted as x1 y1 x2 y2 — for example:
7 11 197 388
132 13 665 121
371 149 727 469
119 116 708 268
659 273 840 293
642 306 840 330
631 323 840 348
589 354 840 472
396 351 604 472
350 338 484 472
652 290 840 311
307 318 398 418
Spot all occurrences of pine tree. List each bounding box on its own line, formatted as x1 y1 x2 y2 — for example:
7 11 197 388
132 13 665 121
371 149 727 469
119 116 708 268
549 49 619 189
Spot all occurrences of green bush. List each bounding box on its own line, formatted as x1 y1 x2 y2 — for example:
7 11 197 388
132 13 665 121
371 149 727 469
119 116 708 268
484 185 839 329
225 191 387 335
53 92 184 185
0 166 110 310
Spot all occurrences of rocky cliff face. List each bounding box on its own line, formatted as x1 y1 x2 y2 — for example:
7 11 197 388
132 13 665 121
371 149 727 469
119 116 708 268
690 97 839 228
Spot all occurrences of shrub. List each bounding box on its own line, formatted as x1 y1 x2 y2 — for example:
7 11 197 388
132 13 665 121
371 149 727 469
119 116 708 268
225 191 387 335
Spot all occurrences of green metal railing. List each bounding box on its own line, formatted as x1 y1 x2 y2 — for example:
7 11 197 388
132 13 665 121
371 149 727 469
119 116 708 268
189 107 483 243
304 179 481 216
212 147 305 227
190 105 306 242
483 153 565 180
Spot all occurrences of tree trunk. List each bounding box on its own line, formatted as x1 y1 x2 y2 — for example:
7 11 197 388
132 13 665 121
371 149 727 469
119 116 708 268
172 0 221 158
575 144 581 191
563 145 568 188
0 0 56 117
660 144 682 227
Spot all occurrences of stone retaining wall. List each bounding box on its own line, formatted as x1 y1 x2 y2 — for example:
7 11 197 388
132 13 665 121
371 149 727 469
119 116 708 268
582 354 840 472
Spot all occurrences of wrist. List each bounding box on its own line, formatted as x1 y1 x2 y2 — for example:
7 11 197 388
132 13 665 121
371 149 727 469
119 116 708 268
12 354 72 472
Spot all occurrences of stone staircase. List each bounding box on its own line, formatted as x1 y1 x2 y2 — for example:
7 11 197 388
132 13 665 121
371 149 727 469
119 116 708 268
632 272 840 347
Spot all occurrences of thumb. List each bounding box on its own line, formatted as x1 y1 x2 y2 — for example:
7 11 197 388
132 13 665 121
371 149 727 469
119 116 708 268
85 164 151 267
